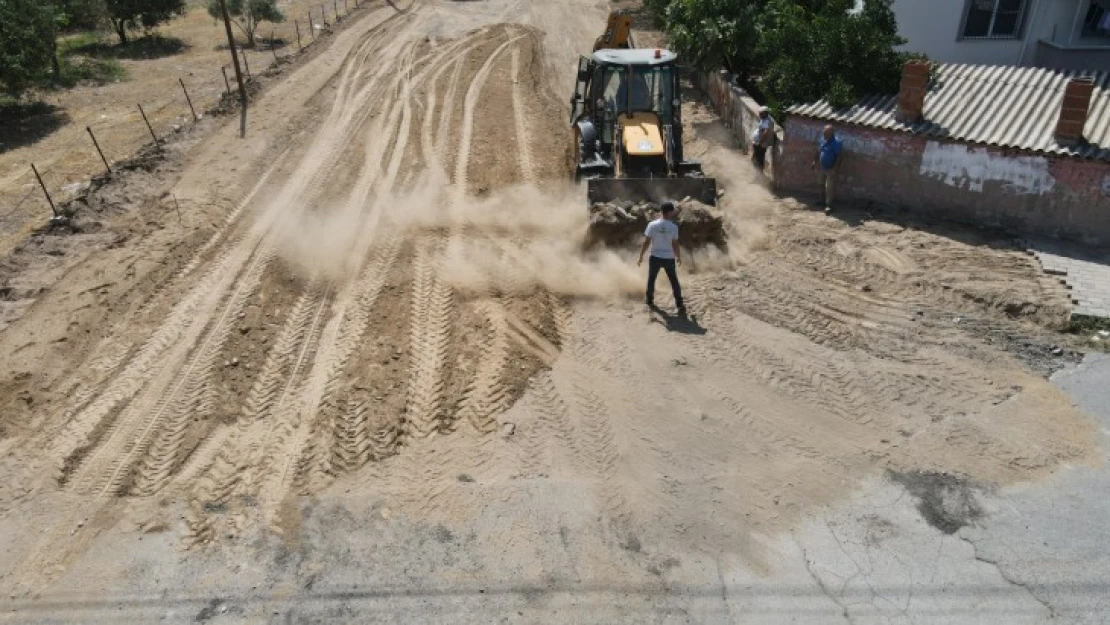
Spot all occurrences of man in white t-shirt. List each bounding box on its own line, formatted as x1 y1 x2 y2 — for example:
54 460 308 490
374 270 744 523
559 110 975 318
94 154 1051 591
637 201 685 316
751 107 775 171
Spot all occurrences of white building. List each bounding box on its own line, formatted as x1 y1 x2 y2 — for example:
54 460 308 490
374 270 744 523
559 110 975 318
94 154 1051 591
893 0 1110 69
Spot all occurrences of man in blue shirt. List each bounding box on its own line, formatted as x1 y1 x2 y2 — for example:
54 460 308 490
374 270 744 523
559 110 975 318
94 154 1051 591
812 125 843 214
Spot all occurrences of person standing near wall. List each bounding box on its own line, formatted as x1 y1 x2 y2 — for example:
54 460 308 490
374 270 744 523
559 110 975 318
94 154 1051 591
812 124 843 214
751 107 775 171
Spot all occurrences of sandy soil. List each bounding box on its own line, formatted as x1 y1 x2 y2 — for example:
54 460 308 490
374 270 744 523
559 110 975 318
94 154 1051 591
0 0 373 259
0 0 1100 621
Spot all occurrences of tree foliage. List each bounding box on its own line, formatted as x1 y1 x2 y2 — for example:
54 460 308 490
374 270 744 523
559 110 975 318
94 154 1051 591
0 0 58 96
55 0 108 31
647 0 912 112
105 0 186 44
664 0 760 76
207 0 285 48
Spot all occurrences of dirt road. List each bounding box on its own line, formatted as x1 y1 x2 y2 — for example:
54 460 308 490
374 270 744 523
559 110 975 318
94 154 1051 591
0 0 1099 621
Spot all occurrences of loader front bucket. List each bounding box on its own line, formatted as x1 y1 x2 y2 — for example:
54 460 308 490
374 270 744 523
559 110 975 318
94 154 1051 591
586 176 718 207
584 176 726 250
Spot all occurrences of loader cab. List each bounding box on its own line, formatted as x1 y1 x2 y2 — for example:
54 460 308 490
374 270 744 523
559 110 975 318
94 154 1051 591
569 48 687 179
570 49 679 125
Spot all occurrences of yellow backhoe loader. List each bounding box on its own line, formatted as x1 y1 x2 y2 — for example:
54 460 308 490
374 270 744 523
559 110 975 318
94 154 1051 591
570 13 717 210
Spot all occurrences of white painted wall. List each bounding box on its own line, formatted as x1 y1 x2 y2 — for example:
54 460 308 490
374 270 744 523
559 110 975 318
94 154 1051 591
892 0 1089 67
919 141 1057 195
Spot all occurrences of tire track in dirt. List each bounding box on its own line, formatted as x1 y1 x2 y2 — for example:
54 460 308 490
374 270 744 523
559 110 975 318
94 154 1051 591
67 248 273 497
191 24 451 530
1 4 447 589
403 239 454 439
182 288 323 544
53 21 411 495
170 149 292 285
452 33 526 200
509 46 536 183
299 240 402 488
456 301 511 433
247 26 475 525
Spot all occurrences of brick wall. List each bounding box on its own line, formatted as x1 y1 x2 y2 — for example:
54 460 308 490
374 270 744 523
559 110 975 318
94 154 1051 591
778 116 1110 247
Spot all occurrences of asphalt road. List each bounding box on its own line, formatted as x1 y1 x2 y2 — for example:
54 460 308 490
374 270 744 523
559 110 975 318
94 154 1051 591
724 353 1110 624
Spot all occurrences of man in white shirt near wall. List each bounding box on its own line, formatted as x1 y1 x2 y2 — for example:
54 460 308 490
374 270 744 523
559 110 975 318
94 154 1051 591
751 107 774 171
637 201 685 316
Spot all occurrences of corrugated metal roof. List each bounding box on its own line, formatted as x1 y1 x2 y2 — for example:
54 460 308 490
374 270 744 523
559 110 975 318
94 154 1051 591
786 63 1110 161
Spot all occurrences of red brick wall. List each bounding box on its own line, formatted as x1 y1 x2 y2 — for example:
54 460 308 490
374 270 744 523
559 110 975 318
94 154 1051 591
778 116 1110 247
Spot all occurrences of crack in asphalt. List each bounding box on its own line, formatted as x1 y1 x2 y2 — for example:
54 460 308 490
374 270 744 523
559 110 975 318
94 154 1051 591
795 535 854 625
958 532 1058 620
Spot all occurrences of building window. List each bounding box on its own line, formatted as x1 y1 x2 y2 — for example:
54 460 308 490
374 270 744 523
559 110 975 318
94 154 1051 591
1082 0 1110 39
962 0 1027 39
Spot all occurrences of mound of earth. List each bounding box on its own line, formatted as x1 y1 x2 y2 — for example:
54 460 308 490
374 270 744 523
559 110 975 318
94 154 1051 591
586 199 727 249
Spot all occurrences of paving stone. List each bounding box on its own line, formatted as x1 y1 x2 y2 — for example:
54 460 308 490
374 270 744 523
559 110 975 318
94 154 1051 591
1030 245 1110 320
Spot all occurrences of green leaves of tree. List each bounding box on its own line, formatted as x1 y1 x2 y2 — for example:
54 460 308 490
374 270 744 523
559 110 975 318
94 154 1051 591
0 0 58 96
104 0 186 44
650 0 911 112
206 0 285 47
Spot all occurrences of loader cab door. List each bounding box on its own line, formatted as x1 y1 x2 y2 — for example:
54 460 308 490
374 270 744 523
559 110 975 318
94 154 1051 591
569 56 592 125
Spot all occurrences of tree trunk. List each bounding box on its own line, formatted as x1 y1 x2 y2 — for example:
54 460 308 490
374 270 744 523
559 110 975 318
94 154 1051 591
50 36 61 78
114 19 128 44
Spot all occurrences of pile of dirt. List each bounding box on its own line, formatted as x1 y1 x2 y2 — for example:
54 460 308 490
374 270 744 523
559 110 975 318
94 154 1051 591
586 199 727 249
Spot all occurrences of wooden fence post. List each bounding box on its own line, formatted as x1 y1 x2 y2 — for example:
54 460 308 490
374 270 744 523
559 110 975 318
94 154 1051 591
179 78 198 121
137 103 160 148
86 127 112 174
30 163 59 218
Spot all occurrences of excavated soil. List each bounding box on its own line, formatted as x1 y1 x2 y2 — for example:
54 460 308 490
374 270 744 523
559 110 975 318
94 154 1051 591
0 0 1100 620
587 199 726 249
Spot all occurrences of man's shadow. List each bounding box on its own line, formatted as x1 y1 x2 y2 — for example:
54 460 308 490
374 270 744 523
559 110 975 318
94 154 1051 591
649 306 707 335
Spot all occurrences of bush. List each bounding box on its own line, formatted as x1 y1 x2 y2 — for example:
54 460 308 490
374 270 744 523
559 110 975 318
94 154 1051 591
0 0 58 97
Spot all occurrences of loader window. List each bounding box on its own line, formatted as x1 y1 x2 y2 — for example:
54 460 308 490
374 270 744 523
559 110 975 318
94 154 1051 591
602 65 674 116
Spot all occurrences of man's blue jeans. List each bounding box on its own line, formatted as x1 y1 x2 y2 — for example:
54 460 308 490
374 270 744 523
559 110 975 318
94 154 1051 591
647 256 684 311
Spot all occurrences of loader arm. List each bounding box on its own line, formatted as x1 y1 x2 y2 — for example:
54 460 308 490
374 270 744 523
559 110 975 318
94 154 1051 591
592 12 635 51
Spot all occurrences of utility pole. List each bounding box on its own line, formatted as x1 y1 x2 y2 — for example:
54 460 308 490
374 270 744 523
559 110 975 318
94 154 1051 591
217 0 248 138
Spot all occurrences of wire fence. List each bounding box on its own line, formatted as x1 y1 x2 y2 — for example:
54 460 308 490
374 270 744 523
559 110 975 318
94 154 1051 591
0 0 369 249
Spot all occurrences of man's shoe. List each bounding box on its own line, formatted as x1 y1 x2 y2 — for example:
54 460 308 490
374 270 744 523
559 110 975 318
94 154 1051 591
824 205 833 215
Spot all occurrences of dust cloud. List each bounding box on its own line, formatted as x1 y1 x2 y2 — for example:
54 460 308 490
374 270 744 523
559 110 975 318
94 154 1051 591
270 164 775 298
271 170 646 297
399 180 644 297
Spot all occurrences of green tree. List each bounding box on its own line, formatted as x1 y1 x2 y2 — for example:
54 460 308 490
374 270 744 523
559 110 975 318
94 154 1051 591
0 0 58 96
56 0 107 31
660 0 761 77
206 0 285 48
105 0 186 44
645 0 911 112
758 0 907 110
